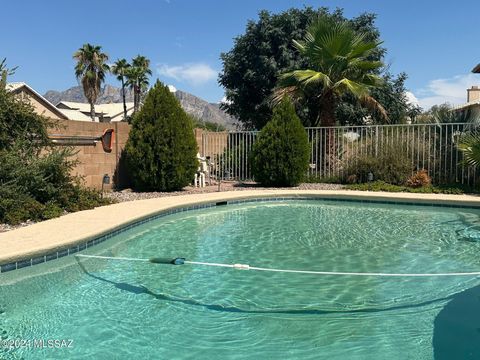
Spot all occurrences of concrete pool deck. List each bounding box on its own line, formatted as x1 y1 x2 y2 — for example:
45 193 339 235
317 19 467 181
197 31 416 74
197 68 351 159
1 189 480 267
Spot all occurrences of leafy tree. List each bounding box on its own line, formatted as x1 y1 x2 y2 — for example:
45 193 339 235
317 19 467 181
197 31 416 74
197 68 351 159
0 80 50 149
336 72 418 125
111 58 131 121
126 55 152 113
219 7 388 129
252 98 309 186
191 115 226 132
125 81 198 191
274 15 386 127
0 58 17 89
73 44 110 121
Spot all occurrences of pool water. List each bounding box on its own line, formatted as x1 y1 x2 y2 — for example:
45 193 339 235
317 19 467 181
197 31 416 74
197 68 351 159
1 200 480 359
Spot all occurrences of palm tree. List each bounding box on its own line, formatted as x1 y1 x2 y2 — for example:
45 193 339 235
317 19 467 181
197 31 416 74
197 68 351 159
111 58 131 120
457 132 480 167
73 44 109 121
126 55 152 113
274 15 387 127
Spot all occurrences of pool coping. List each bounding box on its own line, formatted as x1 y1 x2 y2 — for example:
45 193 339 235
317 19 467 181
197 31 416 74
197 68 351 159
1 189 480 273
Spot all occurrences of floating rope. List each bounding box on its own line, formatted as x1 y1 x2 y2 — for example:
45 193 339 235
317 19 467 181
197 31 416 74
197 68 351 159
74 254 480 277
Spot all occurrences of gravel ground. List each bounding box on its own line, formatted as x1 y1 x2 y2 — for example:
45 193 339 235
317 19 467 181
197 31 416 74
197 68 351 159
106 181 344 203
0 182 344 233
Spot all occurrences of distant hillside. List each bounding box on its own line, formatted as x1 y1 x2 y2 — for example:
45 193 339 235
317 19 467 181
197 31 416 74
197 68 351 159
43 85 237 129
44 84 134 105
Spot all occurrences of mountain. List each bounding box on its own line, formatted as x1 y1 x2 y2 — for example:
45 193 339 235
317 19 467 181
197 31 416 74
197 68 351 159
43 85 237 129
172 89 237 129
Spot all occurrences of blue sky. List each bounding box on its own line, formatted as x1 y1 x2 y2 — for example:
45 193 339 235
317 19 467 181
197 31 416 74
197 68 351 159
2 0 480 108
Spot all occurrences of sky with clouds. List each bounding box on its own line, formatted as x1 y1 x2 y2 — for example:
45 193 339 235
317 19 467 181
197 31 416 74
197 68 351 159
2 0 480 108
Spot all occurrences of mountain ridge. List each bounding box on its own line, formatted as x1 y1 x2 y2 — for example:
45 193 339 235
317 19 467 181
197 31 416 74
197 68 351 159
43 85 237 129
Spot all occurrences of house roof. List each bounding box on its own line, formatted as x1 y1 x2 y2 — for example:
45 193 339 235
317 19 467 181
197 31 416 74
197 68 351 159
56 101 134 121
453 100 480 111
6 82 68 120
473 63 480 73
56 108 92 122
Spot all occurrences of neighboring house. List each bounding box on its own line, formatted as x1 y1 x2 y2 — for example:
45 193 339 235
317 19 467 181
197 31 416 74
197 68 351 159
453 86 480 120
56 101 134 122
5 82 68 120
453 64 480 120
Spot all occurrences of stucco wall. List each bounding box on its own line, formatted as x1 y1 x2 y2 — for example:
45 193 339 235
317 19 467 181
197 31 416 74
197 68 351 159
48 120 131 190
16 88 64 120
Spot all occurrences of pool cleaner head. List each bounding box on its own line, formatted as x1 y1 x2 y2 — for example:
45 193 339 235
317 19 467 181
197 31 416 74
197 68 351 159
149 257 185 265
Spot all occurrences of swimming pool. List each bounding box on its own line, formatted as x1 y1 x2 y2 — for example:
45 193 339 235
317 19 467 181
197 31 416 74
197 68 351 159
1 199 480 359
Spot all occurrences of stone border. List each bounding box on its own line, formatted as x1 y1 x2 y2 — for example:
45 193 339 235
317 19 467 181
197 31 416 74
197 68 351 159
1 190 480 274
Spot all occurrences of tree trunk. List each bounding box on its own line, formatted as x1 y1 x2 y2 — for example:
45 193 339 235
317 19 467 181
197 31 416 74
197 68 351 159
121 77 127 121
319 92 336 127
90 102 95 121
133 84 139 113
319 92 337 176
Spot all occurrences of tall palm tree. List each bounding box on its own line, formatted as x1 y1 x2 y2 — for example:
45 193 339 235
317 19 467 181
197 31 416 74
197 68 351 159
73 44 109 121
111 58 131 120
126 55 152 113
274 16 387 127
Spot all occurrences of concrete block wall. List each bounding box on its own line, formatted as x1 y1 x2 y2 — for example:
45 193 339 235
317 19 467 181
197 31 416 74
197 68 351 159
48 120 131 190
50 121 206 190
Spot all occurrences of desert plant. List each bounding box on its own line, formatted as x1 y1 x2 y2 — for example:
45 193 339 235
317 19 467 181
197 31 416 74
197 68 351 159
251 98 309 186
124 80 198 191
345 181 470 194
406 169 431 188
345 140 413 185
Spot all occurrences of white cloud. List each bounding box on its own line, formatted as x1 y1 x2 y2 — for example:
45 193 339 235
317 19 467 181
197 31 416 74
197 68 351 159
413 73 479 109
167 84 177 93
405 91 419 106
157 63 217 86
220 96 231 105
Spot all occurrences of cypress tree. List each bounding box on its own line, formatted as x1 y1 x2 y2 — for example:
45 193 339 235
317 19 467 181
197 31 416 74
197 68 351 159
125 80 198 191
252 98 309 186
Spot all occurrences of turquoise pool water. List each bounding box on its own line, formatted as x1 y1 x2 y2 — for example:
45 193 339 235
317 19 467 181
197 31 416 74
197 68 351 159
1 200 480 359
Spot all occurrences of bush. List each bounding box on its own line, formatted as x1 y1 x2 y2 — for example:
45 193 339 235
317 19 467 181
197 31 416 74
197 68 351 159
251 98 309 186
0 142 110 224
0 76 110 225
406 169 431 188
125 81 198 191
345 181 470 194
345 141 413 185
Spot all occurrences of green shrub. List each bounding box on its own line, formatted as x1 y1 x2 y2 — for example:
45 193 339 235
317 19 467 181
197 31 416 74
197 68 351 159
125 81 198 191
345 181 470 194
251 98 309 186
345 141 413 185
0 72 110 225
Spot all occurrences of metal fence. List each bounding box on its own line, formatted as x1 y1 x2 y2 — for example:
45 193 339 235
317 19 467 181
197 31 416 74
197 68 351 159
199 123 478 185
